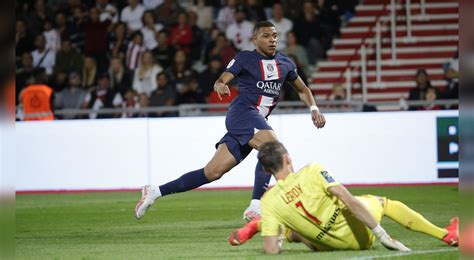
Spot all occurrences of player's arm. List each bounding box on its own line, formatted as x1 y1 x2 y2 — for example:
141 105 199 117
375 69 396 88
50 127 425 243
263 236 281 254
328 185 378 228
328 185 411 251
213 71 235 100
289 76 325 129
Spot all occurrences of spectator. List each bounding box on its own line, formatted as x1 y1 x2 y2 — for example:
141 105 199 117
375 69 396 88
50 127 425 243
168 12 193 54
55 71 88 119
294 0 325 64
281 54 309 102
337 0 358 24
166 49 198 93
16 53 36 104
141 11 164 51
408 68 433 110
216 0 236 32
43 19 61 52
16 19 35 60
96 0 118 23
226 5 254 51
316 0 341 51
284 31 309 75
109 22 129 60
82 56 98 89
81 7 111 73
133 51 163 97
246 0 267 24
125 31 145 70
83 73 123 119
150 72 177 110
198 56 223 97
420 87 442 111
143 0 163 10
443 51 459 100
121 89 139 118
70 6 86 50
28 0 53 36
187 10 205 62
206 32 237 66
152 30 174 69
137 93 151 117
177 78 206 104
154 0 184 27
108 56 133 95
282 0 305 21
120 0 146 32
55 12 75 42
327 83 346 101
269 3 293 51
188 0 213 30
31 34 56 76
19 70 55 121
50 71 69 93
54 38 84 77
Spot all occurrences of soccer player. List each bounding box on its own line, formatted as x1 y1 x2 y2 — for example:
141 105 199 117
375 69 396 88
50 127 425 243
229 141 459 254
134 21 326 220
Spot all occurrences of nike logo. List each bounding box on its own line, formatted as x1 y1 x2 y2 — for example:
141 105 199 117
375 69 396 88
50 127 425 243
267 74 276 78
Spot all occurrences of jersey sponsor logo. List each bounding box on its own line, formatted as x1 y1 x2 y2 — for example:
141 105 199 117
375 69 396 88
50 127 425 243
256 81 282 95
226 59 235 69
282 184 303 204
315 207 341 240
320 171 335 183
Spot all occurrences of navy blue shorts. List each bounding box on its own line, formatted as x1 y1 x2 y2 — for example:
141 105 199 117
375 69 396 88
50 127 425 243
215 109 273 163
215 133 253 163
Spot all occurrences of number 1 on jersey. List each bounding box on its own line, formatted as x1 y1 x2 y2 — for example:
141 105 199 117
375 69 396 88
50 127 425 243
295 201 322 225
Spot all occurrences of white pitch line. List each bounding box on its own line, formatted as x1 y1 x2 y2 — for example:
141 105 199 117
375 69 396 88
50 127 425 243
346 248 458 260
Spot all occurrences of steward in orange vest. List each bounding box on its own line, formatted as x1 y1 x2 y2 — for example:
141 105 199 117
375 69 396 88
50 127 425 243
20 84 54 121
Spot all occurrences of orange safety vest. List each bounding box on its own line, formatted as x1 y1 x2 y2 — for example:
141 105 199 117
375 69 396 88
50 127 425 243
20 84 54 121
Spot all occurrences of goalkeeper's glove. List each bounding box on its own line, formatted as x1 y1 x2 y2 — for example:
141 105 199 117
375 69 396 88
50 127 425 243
372 224 411 252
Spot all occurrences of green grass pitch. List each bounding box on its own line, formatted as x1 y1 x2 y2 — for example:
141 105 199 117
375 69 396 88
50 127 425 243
16 185 458 259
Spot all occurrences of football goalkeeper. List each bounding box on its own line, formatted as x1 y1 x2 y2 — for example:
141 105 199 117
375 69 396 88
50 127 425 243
229 141 458 254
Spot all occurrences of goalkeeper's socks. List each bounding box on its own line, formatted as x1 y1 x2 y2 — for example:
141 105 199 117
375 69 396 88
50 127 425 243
384 199 448 239
251 162 271 200
159 168 210 196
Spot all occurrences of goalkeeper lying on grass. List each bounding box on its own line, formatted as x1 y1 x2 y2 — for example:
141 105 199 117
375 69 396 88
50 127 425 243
229 141 458 254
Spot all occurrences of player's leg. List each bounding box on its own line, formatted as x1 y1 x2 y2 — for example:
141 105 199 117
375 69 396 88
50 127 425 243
135 143 237 219
203 143 239 181
379 196 458 246
284 229 318 251
243 130 279 221
229 217 261 246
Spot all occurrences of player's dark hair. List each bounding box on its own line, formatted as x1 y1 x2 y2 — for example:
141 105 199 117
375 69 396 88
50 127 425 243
257 141 288 175
253 20 275 35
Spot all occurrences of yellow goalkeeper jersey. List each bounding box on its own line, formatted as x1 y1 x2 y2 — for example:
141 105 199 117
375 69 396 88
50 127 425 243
260 163 382 251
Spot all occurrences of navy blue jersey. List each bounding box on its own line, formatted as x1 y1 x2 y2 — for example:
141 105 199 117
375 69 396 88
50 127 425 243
225 50 298 118
217 50 300 151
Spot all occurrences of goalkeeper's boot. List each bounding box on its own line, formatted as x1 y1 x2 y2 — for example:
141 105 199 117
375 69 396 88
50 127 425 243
229 217 260 246
442 217 459 246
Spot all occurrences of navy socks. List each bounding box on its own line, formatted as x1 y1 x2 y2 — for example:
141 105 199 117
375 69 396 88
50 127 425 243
158 163 270 199
251 162 271 200
159 168 210 196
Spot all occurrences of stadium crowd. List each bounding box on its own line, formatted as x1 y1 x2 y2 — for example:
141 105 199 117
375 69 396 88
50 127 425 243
16 0 358 119
16 0 457 120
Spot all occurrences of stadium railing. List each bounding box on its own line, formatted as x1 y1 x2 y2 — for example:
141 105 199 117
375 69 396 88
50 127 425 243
15 99 459 120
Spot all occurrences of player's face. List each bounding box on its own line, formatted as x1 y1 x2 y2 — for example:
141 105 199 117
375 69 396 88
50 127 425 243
254 27 279 57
